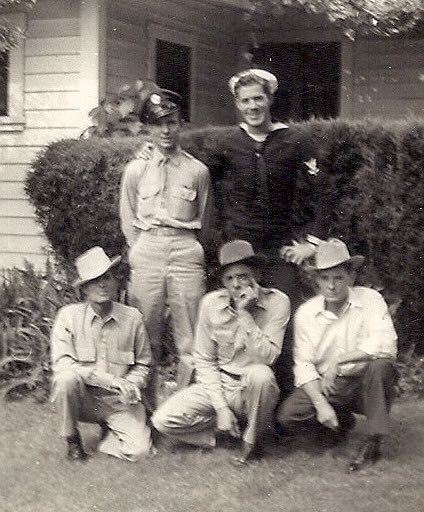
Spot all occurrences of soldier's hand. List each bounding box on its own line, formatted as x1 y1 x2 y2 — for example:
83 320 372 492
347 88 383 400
236 279 260 314
280 241 316 266
134 141 155 160
216 406 241 439
113 378 141 404
321 363 338 398
315 400 339 431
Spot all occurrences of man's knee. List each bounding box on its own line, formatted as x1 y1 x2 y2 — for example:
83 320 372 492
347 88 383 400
53 371 83 394
365 359 397 381
245 364 276 388
276 389 314 428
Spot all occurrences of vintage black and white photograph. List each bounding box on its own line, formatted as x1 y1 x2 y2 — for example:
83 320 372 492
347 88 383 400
0 1 423 511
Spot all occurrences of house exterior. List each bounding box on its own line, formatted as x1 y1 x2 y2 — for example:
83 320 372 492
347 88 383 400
1 0 423 269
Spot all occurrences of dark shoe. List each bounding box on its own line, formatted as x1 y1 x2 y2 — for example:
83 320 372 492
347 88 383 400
334 412 356 443
231 441 263 467
348 435 381 472
66 431 89 462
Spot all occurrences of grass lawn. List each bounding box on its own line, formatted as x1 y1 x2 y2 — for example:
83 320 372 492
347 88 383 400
0 397 423 512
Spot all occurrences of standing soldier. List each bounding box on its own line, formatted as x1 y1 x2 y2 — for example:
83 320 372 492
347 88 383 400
120 86 211 395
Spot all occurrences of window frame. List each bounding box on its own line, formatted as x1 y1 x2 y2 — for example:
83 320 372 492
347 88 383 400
147 23 198 122
0 12 26 132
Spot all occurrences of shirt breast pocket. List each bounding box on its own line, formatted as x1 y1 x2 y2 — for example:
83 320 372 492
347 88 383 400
213 327 235 363
169 185 197 221
108 350 135 366
137 184 159 217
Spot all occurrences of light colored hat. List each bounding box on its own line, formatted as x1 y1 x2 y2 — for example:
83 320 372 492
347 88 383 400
228 69 278 96
312 238 364 271
73 246 121 287
218 240 267 271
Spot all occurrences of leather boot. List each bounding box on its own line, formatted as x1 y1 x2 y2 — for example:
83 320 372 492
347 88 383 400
66 431 89 462
348 435 381 472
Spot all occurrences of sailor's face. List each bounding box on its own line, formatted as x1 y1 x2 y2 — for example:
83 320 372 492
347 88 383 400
235 83 272 128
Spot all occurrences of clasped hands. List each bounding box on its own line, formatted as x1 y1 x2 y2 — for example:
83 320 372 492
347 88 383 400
111 377 141 405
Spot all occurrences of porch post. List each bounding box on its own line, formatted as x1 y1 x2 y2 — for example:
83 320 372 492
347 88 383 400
79 0 107 129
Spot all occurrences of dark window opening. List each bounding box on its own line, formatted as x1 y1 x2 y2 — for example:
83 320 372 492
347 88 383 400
0 51 8 116
155 39 191 121
252 42 341 122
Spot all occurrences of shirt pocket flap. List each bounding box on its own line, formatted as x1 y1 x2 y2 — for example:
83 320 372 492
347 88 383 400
139 183 160 199
109 350 135 365
172 186 197 201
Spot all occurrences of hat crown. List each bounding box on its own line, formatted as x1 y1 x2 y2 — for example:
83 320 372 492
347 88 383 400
219 240 256 267
75 247 115 285
315 238 353 270
228 68 278 96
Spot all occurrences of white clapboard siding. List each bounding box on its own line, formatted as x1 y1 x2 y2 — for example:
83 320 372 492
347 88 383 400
0 253 48 269
0 3 81 269
0 165 29 182
0 199 36 218
26 55 80 75
0 128 80 146
1 235 46 255
0 182 27 199
25 73 80 92
0 217 42 236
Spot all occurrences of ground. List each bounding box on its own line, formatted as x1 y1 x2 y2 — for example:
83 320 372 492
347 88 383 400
1 398 423 512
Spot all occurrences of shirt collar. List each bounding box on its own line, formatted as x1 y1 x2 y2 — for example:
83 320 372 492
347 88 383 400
86 302 119 324
314 287 363 317
239 122 288 141
153 145 183 167
216 287 272 311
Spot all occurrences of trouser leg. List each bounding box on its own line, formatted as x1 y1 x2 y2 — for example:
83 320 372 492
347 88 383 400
99 403 152 462
357 359 397 436
239 365 280 445
151 384 217 447
52 371 99 438
276 387 317 431
167 235 206 387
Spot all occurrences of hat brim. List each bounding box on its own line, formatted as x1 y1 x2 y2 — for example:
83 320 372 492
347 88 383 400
305 255 365 273
218 254 268 276
73 255 122 288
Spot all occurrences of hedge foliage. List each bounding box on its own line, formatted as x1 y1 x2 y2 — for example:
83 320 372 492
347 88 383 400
25 119 424 351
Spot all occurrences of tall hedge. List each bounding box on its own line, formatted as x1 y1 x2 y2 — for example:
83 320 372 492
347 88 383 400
25 119 424 351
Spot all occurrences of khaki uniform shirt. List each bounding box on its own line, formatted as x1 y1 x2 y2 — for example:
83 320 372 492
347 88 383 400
120 146 211 246
51 302 151 390
194 287 290 410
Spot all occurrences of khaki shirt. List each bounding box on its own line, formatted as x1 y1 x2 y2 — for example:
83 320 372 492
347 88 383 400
293 286 398 388
194 287 290 410
120 147 211 245
51 302 151 390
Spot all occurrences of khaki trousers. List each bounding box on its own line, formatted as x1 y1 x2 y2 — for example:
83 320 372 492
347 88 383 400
277 359 398 437
151 364 280 447
128 230 206 387
52 371 152 461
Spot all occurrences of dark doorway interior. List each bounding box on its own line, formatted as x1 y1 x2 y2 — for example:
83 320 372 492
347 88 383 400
252 41 341 122
155 39 191 121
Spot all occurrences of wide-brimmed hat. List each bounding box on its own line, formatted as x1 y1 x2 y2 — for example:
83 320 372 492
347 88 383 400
73 246 121 288
228 68 278 96
218 240 267 273
309 238 364 271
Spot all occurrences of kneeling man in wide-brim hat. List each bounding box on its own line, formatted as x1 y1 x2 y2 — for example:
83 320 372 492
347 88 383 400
51 246 153 462
277 238 398 472
152 240 291 465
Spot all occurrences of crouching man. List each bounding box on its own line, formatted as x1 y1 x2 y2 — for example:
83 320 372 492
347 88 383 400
51 246 153 462
277 238 398 472
152 240 290 465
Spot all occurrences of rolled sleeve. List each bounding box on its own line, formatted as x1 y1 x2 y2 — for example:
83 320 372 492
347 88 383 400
357 293 398 358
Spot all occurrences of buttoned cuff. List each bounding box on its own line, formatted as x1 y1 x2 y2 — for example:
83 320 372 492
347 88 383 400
294 365 321 388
